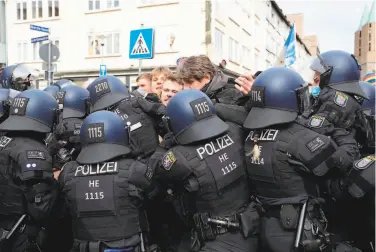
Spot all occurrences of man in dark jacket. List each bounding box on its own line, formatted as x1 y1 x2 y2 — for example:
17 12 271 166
176 55 253 104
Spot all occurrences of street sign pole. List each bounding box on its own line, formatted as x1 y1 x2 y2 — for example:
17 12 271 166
48 38 52 85
138 24 144 79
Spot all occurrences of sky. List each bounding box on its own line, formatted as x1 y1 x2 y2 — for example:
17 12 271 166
276 0 371 53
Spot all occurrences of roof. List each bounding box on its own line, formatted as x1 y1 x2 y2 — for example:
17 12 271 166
271 1 311 55
358 4 370 30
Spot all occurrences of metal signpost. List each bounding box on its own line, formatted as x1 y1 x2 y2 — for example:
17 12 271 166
129 26 154 91
30 24 57 85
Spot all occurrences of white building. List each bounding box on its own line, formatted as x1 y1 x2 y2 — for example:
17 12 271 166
4 0 312 88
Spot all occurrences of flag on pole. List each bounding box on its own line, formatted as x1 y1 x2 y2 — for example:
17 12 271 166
275 24 297 67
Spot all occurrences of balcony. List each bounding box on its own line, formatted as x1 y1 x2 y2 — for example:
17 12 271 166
0 43 6 64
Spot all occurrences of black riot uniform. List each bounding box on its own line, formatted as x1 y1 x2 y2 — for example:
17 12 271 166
149 90 259 252
0 89 60 252
243 67 342 252
86 75 160 158
45 85 90 169
58 111 156 252
299 51 371 172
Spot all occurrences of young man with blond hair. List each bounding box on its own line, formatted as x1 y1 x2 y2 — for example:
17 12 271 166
160 74 183 106
136 73 152 93
151 66 172 96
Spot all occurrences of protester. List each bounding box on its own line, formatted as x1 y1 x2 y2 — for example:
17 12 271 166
137 72 152 93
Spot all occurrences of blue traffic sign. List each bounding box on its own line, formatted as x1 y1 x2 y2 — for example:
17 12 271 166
99 64 107 76
129 28 154 59
30 24 49 33
31 35 49 43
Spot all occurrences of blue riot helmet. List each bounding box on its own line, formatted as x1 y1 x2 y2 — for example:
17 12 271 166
87 75 130 113
44 85 61 97
0 64 39 91
359 81 375 116
0 88 20 122
310 50 368 99
0 89 59 133
54 79 75 89
243 67 309 129
166 89 228 145
57 85 90 119
76 111 131 164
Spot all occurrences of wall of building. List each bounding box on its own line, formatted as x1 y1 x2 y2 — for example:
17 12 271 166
354 21 376 76
5 0 312 81
0 0 6 66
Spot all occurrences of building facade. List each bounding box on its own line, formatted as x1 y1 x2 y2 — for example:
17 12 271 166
354 1 376 77
4 0 312 88
0 0 6 68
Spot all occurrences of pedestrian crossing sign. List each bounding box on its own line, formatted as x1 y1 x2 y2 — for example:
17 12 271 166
129 28 154 59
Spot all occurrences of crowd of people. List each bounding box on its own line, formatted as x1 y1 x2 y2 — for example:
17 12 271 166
0 51 373 252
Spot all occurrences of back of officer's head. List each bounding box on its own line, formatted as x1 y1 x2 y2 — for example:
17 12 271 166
243 67 308 130
359 81 375 116
87 75 130 113
56 85 90 119
167 89 228 145
310 50 367 98
44 85 61 98
54 79 75 89
0 89 59 133
77 111 131 164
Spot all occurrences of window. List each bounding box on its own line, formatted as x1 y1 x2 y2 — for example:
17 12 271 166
17 1 27 20
242 46 251 69
229 37 239 63
48 0 59 17
370 24 372 28
88 32 120 56
360 31 362 38
31 0 43 19
89 0 120 11
369 33 371 41
369 43 371 51
215 29 224 59
359 48 361 56
17 42 29 62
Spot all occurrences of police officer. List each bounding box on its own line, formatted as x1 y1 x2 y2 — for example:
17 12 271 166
0 89 59 251
87 75 160 158
0 64 38 91
53 79 75 89
47 85 90 177
243 67 339 252
149 90 259 252
297 50 367 173
354 81 375 157
0 88 20 125
326 81 375 252
44 79 76 98
58 111 156 252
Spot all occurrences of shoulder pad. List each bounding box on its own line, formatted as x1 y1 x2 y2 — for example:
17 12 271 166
160 148 192 180
348 155 375 198
354 155 375 170
288 128 336 176
12 145 53 181
129 159 154 189
0 136 13 148
333 91 349 107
